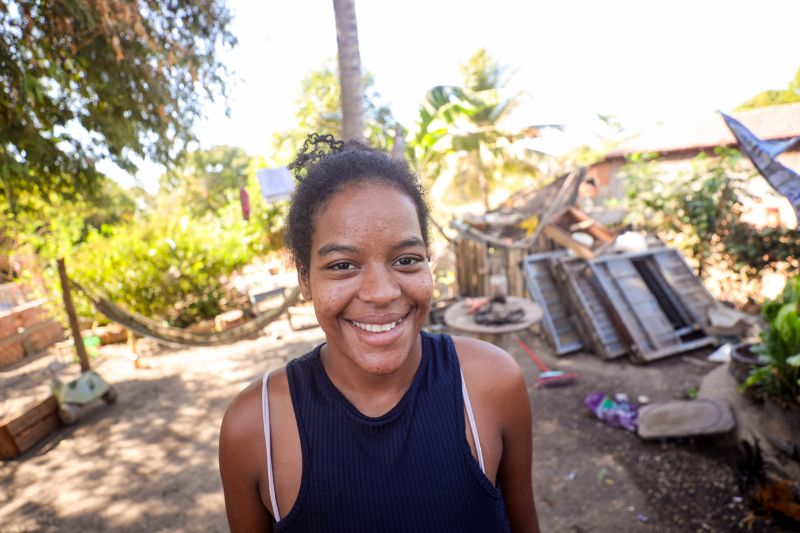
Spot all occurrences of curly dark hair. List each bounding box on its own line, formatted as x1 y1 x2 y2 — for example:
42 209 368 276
285 133 430 271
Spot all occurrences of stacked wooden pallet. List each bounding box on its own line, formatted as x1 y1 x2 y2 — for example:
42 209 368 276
522 247 717 363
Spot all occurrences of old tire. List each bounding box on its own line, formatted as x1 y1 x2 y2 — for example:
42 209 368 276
729 343 763 384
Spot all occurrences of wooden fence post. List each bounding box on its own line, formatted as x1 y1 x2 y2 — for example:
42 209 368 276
56 258 90 372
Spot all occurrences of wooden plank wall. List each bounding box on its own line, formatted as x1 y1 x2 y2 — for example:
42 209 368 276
455 237 529 298
455 238 489 297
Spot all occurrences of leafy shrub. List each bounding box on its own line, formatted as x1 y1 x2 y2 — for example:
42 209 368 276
745 276 800 406
68 196 286 327
622 148 800 305
4 147 289 329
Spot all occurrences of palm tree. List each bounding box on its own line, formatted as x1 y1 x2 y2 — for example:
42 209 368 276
332 0 365 142
410 49 555 210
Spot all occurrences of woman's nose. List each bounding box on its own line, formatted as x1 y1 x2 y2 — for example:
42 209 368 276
358 265 401 304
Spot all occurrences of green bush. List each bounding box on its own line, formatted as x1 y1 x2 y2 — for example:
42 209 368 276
68 197 286 327
4 149 289 329
745 275 800 407
622 148 800 285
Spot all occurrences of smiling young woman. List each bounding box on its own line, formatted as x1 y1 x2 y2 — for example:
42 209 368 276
218 134 540 533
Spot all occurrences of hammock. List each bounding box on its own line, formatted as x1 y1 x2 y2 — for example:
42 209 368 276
71 280 302 347
721 112 800 220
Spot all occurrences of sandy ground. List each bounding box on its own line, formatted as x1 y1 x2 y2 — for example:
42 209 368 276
0 318 779 532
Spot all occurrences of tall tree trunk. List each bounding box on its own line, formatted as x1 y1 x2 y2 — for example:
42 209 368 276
332 0 365 142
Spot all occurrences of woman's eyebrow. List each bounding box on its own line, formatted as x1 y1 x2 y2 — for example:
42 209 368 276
317 243 359 257
393 237 426 250
317 237 425 258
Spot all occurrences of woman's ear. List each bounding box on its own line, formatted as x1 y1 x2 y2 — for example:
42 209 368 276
298 267 312 299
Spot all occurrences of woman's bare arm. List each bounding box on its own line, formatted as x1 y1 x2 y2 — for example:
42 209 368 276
495 363 540 533
455 336 540 532
219 384 273 532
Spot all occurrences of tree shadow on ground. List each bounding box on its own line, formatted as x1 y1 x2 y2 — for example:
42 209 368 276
0 333 323 532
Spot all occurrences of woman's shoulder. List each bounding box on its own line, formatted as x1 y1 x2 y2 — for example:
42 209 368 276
221 341 323 436
450 335 523 386
449 335 527 421
220 366 290 443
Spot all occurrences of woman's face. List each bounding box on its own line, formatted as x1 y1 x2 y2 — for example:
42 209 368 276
300 182 432 376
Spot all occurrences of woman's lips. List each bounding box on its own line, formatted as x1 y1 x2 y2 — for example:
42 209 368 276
345 312 412 345
350 317 403 333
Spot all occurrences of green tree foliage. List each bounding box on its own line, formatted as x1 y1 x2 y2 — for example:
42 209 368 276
7 142 286 326
2 179 138 262
3 179 140 316
622 148 800 278
410 49 551 209
0 0 236 213
737 67 800 110
73 147 287 325
270 62 396 165
25 168 286 326
159 145 251 215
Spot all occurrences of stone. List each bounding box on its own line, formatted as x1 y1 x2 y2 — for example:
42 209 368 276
637 399 736 439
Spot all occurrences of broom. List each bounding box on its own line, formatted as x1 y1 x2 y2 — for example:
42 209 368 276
517 337 577 387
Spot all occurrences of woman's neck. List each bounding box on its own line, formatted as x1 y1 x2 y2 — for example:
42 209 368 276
319 335 423 418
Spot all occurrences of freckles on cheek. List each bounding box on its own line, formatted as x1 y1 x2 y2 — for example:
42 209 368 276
414 276 434 297
317 294 343 316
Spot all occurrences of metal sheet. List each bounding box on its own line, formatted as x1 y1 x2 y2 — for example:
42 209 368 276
722 112 800 218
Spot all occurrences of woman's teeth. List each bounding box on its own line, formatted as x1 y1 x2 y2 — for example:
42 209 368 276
351 319 402 333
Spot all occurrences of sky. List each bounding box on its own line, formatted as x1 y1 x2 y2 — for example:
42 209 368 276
106 0 800 193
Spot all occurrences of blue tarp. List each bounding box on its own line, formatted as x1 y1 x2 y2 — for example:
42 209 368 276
721 112 800 219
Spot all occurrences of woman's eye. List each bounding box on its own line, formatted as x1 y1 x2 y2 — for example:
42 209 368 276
330 262 355 271
395 256 421 267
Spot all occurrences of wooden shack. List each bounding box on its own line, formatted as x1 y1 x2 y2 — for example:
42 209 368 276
453 169 585 298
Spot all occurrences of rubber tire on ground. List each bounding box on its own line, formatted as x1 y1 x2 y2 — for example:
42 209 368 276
102 386 118 404
728 343 763 383
58 404 81 425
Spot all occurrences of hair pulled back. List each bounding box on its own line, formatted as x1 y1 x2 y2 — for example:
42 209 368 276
285 133 430 271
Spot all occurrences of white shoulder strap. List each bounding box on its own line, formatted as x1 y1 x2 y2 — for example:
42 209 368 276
460 369 486 473
261 371 281 522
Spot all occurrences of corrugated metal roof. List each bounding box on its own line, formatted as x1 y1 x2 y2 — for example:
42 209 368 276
607 102 800 158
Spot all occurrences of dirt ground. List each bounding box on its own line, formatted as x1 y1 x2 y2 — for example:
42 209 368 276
0 318 782 532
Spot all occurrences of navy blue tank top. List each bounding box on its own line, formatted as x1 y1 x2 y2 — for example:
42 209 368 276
277 331 510 532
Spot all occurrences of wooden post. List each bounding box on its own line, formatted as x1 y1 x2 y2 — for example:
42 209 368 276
127 328 145 369
56 258 90 372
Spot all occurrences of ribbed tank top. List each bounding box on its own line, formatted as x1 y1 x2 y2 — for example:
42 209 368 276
274 331 511 532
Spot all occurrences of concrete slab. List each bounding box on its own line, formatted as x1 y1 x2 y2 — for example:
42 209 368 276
637 399 735 439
